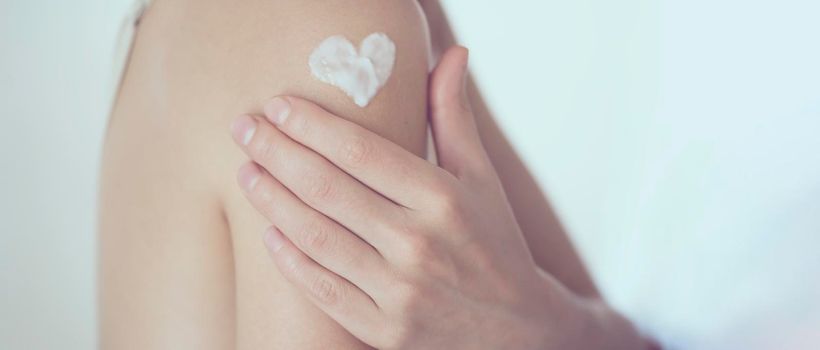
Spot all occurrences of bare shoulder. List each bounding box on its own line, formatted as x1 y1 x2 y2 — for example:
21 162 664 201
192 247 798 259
134 0 430 148
117 0 432 196
105 0 431 348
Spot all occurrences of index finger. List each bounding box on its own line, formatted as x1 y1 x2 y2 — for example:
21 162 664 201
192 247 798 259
264 96 447 209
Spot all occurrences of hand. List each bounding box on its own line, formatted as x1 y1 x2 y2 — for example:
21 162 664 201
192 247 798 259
230 47 645 349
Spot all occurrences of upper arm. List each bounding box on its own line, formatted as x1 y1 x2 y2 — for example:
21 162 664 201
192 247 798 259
132 0 431 348
158 0 431 153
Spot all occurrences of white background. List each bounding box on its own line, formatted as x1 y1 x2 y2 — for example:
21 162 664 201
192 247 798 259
2 0 819 349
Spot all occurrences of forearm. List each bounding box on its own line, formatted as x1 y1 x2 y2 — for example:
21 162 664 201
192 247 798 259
576 299 648 350
420 2 649 348
526 271 647 350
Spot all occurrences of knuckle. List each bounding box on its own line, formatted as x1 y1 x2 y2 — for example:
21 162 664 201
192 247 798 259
298 221 333 253
402 237 456 280
287 112 311 138
310 276 342 306
279 253 302 278
429 184 464 219
305 172 334 202
339 134 372 168
253 185 279 217
393 281 427 317
253 135 280 163
401 235 437 267
383 211 417 238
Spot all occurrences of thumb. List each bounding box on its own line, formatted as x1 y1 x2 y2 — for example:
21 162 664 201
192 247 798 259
429 46 489 179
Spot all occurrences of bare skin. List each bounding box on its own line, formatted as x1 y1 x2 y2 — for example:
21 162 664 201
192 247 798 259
419 0 600 299
231 46 645 349
102 0 430 348
100 0 624 348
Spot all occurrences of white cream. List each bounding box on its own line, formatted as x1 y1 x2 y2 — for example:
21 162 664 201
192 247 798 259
309 32 396 107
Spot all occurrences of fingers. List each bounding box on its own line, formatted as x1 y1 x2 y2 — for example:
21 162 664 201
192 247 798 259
262 97 447 210
428 46 491 180
237 162 389 293
262 227 384 344
232 114 406 254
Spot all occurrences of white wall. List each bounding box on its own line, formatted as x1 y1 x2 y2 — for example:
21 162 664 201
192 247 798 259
442 1 820 348
0 0 132 348
2 1 819 349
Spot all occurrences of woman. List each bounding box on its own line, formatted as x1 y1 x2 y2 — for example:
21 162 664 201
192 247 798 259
100 0 654 348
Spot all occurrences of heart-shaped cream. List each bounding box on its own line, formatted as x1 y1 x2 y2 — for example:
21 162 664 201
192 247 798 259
308 33 396 107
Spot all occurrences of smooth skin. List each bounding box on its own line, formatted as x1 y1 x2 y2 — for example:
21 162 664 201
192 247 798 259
230 47 647 349
419 0 600 298
101 1 431 348
101 0 645 347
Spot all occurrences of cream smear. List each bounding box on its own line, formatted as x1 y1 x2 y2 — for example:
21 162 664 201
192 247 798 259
308 33 396 107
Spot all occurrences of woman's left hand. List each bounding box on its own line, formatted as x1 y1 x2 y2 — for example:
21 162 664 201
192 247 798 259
230 47 641 350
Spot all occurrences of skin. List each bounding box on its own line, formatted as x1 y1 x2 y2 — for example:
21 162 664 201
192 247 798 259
102 0 430 348
101 0 648 347
231 47 647 349
418 0 600 297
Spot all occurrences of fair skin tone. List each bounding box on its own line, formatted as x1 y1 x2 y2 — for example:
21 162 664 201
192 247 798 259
100 0 644 347
102 1 429 348
231 46 645 349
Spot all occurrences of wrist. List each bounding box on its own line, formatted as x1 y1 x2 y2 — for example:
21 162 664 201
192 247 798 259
571 298 648 350
527 272 648 349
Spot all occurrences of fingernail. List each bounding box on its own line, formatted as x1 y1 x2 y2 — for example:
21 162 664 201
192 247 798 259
238 163 261 192
232 115 257 146
265 97 291 126
264 227 285 252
